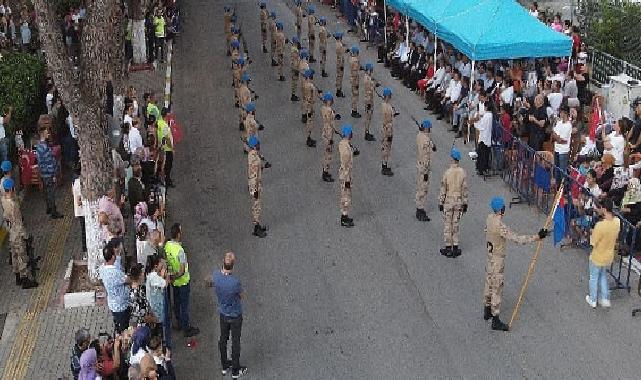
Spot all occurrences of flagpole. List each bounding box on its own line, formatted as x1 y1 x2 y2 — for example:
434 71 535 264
508 181 565 329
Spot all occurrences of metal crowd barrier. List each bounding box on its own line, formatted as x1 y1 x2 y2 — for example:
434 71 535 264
587 47 641 86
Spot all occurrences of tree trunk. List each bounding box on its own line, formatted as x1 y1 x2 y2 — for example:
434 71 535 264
132 19 147 64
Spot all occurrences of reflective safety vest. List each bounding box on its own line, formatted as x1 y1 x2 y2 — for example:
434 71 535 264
154 16 165 38
165 240 190 287
157 118 173 152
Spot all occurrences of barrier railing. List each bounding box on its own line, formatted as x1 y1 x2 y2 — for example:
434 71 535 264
587 47 641 86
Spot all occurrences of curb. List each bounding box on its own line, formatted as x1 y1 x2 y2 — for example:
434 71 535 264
164 40 173 109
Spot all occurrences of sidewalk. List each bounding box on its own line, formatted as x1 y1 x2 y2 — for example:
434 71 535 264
0 45 173 380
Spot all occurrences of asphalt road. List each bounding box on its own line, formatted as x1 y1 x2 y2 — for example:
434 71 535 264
167 0 641 378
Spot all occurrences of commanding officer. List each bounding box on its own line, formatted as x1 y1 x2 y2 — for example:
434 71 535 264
307 5 317 63
242 102 259 153
290 37 301 101
318 17 329 77
302 69 321 147
247 136 268 238
349 46 361 118
294 0 303 38
339 125 355 228
275 21 286 81
224 6 233 56
484 197 547 331
2 179 37 288
320 92 341 182
335 32 346 98
438 147 468 258
416 119 436 222
362 63 377 141
259 2 268 53
269 11 277 66
380 87 395 176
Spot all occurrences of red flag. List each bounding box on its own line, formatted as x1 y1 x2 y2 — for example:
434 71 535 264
165 113 183 145
589 99 601 141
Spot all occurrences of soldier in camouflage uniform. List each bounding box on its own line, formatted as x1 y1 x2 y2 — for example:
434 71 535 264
484 197 547 331
232 57 247 107
339 125 355 227
318 17 329 77
416 119 436 222
362 63 377 141
380 87 395 176
298 49 310 109
224 6 233 56
290 37 302 101
242 102 259 153
349 46 362 118
237 73 254 130
334 32 346 98
302 69 321 147
259 2 268 53
2 179 37 288
307 5 317 63
320 92 341 182
275 21 286 81
294 0 303 39
438 147 468 258
247 136 268 238
269 11 277 66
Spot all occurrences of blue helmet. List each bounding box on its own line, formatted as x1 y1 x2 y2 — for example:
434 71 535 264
236 57 245 65
292 35 300 44
450 146 461 161
334 31 343 39
248 135 259 148
245 102 255 112
303 69 313 78
364 63 373 72
382 87 392 97
308 5 315 13
231 40 240 48
259 2 266 7
276 21 284 30
421 119 431 130
231 26 239 34
231 15 237 22
319 16 326 24
2 177 14 191
299 49 309 59
241 73 250 82
342 125 353 137
351 46 359 54
1 160 12 172
270 11 276 18
490 197 505 212
224 6 231 12
295 0 301 4
323 92 334 102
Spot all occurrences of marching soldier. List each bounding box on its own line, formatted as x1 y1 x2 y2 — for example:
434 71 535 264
362 63 377 141
2 178 38 289
247 136 268 238
224 6 233 56
318 17 329 77
335 32 346 97
238 73 253 130
380 87 395 176
438 147 468 258
269 11 277 66
302 69 321 147
298 49 311 106
242 102 259 153
484 197 547 331
320 92 341 182
232 57 247 107
339 125 355 227
294 0 303 39
230 39 241 66
349 46 362 118
307 5 317 63
416 119 436 222
259 2 268 53
290 37 301 101
275 21 286 81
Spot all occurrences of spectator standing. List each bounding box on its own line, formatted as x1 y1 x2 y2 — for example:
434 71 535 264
36 125 63 219
146 255 170 346
157 108 174 187
129 119 144 156
19 20 29 50
472 96 493 176
129 263 150 327
70 328 91 380
213 252 248 379
603 119 625 167
552 105 572 183
128 164 146 216
148 336 176 379
165 223 199 337
527 94 547 151
99 241 131 333
153 8 166 63
72 164 87 254
586 198 620 308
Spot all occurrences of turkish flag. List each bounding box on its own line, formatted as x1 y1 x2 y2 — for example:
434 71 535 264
589 99 601 141
165 113 183 145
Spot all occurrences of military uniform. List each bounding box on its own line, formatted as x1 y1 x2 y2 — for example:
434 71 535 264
438 163 468 254
302 78 318 145
243 113 259 152
232 60 242 104
307 14 317 60
318 25 328 76
275 30 286 79
269 17 277 63
295 4 303 38
299 59 310 105
335 39 345 96
321 104 337 178
291 45 301 99
349 55 360 114
416 130 434 212
238 82 252 128
339 138 353 218
363 72 375 138
224 10 233 54
260 8 269 51
381 102 394 167
2 195 31 281
248 149 263 226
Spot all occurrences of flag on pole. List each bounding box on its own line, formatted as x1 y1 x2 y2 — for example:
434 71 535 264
588 98 601 141
553 194 566 246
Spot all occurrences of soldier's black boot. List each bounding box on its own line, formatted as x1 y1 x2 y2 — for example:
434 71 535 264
484 306 492 321
321 70 328 77
15 273 22 286
258 124 265 131
306 136 317 147
416 208 430 222
351 110 362 118
491 315 509 331
364 132 376 141
440 246 451 256
253 224 267 238
271 59 278 66
235 101 239 108
341 215 354 227
450 245 462 257
21 278 38 289
239 122 244 131
302 114 307 123
291 94 300 102
322 171 335 182
279 75 286 81
381 164 394 176
262 45 268 53
336 89 345 98
309 56 316 63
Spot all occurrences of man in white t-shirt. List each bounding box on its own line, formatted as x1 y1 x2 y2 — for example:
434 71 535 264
128 119 143 156
547 81 563 117
603 120 625 166
474 98 493 175
552 105 572 183
71 165 87 253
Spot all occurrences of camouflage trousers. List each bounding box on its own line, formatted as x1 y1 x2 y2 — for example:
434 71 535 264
381 133 392 163
309 35 315 56
305 111 315 137
442 205 462 245
336 65 344 91
351 81 359 110
340 180 352 215
270 37 276 60
250 191 262 224
320 48 327 73
364 104 373 133
261 26 267 46
291 70 299 95
483 251 506 316
239 108 247 127
323 137 333 172
415 170 429 209
295 24 301 38
9 233 29 277
277 53 284 77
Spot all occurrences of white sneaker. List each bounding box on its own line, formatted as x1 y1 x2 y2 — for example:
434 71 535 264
599 298 611 308
585 295 596 308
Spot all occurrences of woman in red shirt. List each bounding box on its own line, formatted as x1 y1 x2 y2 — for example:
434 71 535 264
416 56 435 96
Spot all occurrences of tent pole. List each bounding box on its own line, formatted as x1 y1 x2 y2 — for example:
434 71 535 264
383 0 387 45
433 35 438 68
471 60 476 87
405 16 409 47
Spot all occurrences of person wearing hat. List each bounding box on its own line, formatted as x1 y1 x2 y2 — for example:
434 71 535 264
380 87 395 176
2 178 38 288
259 2 269 53
0 160 13 195
298 49 311 104
294 0 303 38
484 196 546 331
290 37 302 101
334 32 346 98
233 57 248 108
242 102 259 153
339 125 355 227
416 120 436 222
268 11 277 66
362 63 377 141
224 6 233 56
306 5 317 62
238 73 254 130
247 136 268 237
438 147 468 258
349 46 362 118
302 69 320 147
274 21 286 81
552 104 573 183
320 92 341 182
230 39 241 66
318 17 328 77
